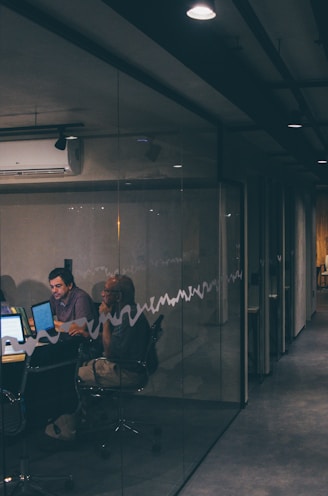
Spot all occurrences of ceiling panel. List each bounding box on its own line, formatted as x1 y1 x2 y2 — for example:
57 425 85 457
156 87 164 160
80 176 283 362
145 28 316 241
0 0 327 183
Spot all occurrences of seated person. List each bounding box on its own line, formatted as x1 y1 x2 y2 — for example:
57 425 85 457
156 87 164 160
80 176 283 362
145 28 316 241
48 267 98 338
78 274 150 387
42 274 150 446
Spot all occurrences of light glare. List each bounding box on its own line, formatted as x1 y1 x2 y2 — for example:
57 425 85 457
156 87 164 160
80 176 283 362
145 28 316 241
187 5 216 20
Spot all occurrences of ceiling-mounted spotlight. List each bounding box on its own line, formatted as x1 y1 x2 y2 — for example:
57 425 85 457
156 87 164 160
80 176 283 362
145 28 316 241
54 127 67 150
186 1 216 20
287 110 303 129
317 151 328 164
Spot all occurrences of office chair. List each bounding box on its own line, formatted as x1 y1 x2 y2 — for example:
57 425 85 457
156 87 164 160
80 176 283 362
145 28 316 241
0 341 80 495
78 314 164 458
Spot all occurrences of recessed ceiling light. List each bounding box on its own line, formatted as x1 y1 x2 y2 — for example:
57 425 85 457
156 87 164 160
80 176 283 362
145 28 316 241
186 2 216 20
287 123 303 129
287 110 303 128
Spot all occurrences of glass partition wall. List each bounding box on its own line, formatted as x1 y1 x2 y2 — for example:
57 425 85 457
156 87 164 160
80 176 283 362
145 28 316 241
0 50 243 496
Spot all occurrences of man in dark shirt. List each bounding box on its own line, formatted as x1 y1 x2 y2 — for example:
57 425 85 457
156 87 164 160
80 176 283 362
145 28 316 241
29 269 98 443
41 274 150 446
78 274 150 387
48 267 97 338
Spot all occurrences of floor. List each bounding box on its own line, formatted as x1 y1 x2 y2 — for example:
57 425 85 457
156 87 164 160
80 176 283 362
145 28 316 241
179 292 328 495
2 293 328 496
0 390 238 496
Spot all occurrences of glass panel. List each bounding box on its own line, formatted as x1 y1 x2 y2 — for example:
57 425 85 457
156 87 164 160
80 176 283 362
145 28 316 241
181 183 242 480
0 18 242 496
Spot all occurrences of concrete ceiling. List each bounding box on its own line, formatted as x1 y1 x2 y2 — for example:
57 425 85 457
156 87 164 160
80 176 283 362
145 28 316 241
1 0 328 185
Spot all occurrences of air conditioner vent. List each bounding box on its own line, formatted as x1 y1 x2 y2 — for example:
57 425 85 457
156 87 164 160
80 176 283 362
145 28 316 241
0 139 82 177
0 168 66 177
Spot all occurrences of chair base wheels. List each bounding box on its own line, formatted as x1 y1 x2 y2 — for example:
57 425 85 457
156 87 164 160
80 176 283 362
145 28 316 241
92 422 163 458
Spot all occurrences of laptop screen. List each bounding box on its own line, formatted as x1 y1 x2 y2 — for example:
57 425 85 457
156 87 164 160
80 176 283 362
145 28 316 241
1 314 25 355
10 306 33 337
31 301 55 333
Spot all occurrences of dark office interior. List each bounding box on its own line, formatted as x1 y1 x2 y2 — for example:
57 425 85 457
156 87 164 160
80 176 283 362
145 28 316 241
0 1 328 495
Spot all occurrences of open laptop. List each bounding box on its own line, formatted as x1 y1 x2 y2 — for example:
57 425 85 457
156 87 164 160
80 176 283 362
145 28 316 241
10 306 34 338
31 300 58 342
0 313 26 355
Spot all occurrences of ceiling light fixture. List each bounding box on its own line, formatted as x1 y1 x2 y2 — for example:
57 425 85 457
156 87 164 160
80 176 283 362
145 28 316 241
186 1 216 20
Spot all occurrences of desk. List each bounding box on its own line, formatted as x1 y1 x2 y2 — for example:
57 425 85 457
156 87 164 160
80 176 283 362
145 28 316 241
1 337 57 364
1 353 26 364
1 340 65 396
1 354 26 394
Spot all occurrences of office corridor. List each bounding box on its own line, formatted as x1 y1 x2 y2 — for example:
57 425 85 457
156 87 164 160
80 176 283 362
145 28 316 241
179 296 328 496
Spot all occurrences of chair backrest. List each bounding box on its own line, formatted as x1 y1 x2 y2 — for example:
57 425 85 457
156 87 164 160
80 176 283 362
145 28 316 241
1 340 81 433
325 254 328 271
22 340 81 426
145 314 164 375
150 314 164 342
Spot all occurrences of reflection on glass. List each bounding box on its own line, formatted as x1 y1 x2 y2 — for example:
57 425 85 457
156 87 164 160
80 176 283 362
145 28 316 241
0 32 242 496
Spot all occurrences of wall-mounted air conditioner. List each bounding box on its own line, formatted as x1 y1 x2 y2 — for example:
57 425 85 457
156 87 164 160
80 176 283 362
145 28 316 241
0 138 82 177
